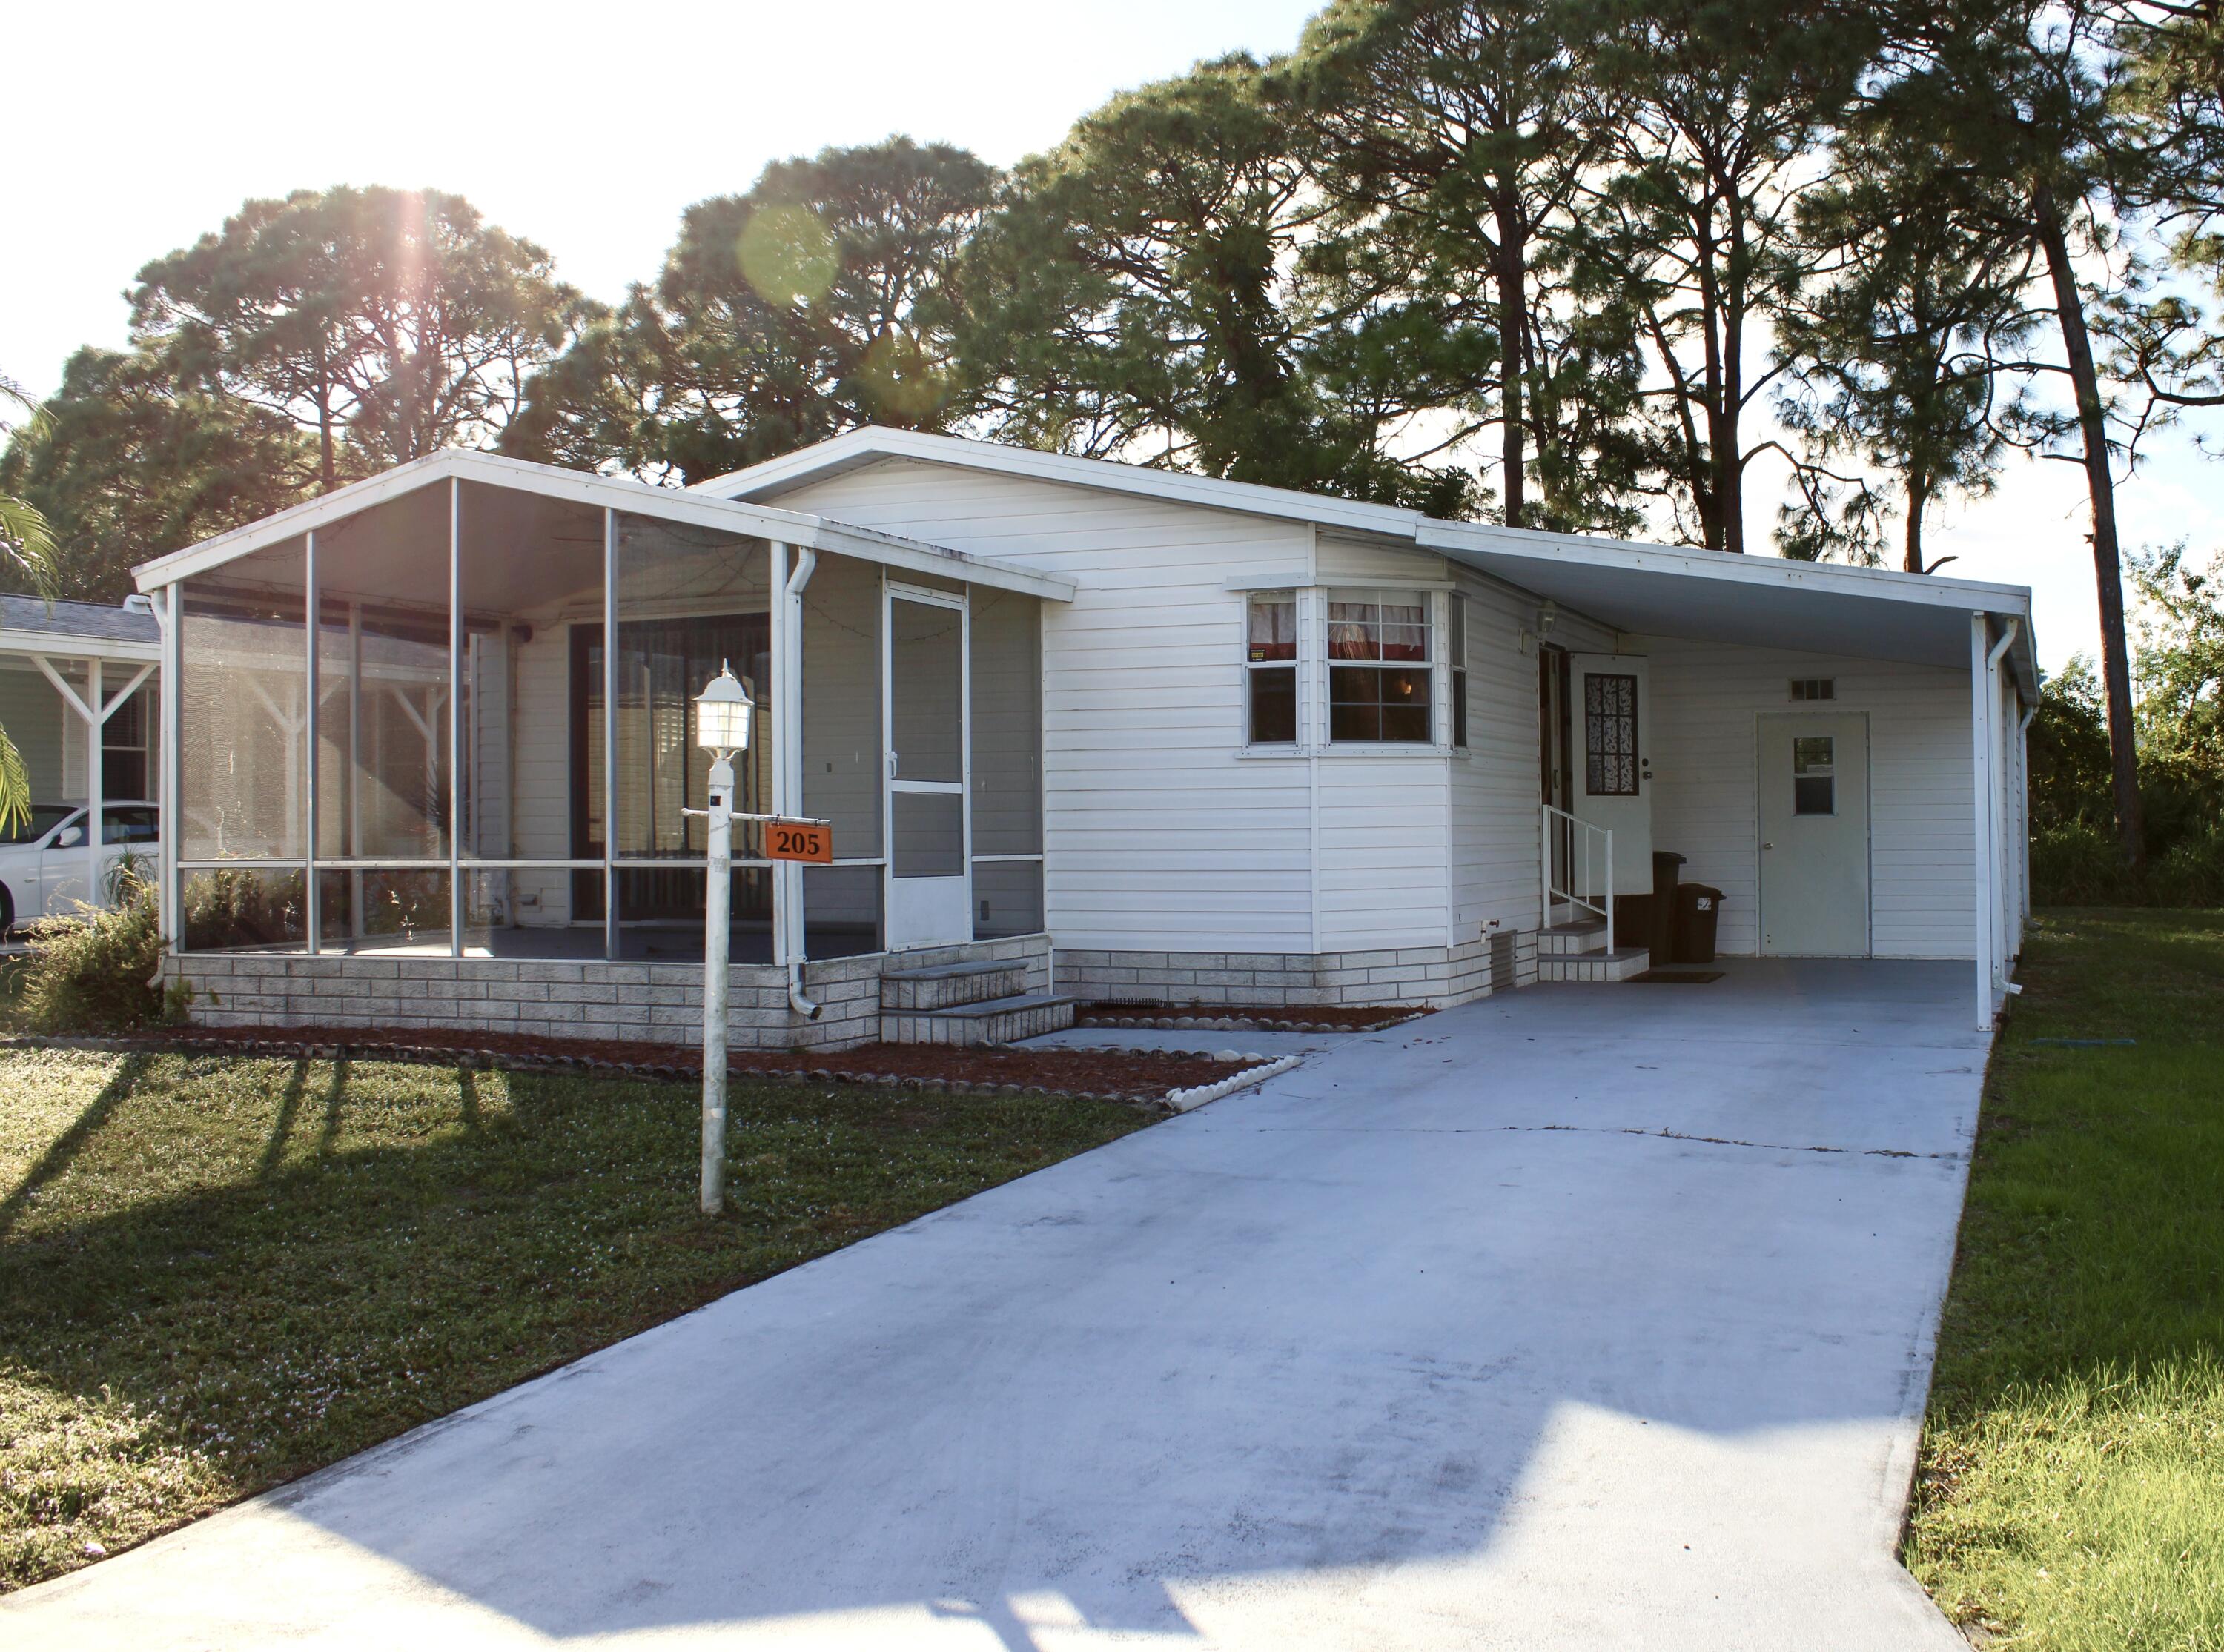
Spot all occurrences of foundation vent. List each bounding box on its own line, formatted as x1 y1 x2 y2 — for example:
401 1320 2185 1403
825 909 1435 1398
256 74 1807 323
1490 929 1516 992
1789 677 1836 701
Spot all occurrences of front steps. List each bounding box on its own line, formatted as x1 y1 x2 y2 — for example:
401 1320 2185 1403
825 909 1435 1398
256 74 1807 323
1535 918 1652 983
881 958 1075 1046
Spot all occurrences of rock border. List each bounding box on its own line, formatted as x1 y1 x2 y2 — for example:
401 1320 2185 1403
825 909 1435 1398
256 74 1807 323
1163 1054 1303 1113
1074 1009 1431 1035
0 1032 1294 1117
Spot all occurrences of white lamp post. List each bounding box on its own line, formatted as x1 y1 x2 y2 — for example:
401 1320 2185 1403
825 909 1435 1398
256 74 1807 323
692 662 754 1215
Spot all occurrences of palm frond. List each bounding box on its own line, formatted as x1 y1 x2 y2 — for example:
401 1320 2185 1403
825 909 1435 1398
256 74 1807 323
0 491 59 599
0 721 31 837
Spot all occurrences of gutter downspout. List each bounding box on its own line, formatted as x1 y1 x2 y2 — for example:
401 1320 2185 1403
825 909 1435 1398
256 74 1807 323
781 544 821 1021
2018 700 2039 931
1985 620 2020 998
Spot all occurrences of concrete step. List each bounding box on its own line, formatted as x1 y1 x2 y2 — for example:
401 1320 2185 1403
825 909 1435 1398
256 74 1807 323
880 958 1031 1012
1538 920 1610 957
882 992 1077 1047
1537 946 1652 983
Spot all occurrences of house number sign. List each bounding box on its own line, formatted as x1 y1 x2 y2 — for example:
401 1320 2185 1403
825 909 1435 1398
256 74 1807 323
764 818 834 863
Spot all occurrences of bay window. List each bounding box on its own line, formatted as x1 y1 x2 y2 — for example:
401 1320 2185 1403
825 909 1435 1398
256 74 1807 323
1328 588 1432 743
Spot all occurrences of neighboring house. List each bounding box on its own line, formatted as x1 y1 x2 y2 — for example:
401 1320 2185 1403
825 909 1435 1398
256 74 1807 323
0 594 162 930
135 434 2036 1048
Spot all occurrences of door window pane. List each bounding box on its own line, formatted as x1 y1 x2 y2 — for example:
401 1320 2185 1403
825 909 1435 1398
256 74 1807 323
1583 674 1639 795
1793 735 1836 815
890 598 964 784
891 791 964 878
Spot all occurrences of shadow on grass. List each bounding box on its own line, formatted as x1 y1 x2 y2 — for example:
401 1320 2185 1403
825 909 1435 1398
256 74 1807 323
0 1053 150 1238
1 1058 1149 1594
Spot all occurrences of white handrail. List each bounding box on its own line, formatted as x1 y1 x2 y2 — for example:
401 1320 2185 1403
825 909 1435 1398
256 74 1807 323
1541 803 1614 953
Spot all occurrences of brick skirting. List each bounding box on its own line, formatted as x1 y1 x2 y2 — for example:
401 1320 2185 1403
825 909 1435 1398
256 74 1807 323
165 933 1052 1053
1053 930 1536 1010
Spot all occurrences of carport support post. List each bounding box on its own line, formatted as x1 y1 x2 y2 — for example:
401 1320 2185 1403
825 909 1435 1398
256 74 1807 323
159 584 182 949
85 657 102 912
1969 614 1995 1031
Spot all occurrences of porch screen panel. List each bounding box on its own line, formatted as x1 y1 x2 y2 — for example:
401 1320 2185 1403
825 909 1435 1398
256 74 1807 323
601 514 772 938
800 553 883 861
967 589 1042 858
452 480 605 946
179 540 308 864
312 601 452 861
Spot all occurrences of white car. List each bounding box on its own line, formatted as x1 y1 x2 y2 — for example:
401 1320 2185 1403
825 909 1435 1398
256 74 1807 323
0 801 161 933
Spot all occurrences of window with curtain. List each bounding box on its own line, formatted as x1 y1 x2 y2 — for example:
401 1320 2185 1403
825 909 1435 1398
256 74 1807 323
1328 588 1432 743
1245 591 1297 744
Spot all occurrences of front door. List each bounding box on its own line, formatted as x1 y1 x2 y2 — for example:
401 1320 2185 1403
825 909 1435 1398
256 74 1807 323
884 584 971 949
1758 712 1870 956
1569 654 1652 898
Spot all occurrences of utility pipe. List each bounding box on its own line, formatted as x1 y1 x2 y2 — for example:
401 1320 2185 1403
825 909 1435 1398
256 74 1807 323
781 545 821 1021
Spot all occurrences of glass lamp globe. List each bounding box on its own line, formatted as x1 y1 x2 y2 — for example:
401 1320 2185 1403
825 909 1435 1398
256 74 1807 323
693 662 755 754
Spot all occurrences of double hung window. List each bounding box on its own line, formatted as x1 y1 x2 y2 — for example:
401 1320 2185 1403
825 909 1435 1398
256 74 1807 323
1245 591 1298 745
1328 588 1432 743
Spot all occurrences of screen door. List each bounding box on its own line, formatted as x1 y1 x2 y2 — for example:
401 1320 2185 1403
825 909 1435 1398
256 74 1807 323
884 585 971 949
1569 654 1653 898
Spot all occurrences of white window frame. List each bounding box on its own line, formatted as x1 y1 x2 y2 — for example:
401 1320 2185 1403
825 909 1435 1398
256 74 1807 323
1242 588 1300 751
1236 585 1475 758
1325 585 1436 749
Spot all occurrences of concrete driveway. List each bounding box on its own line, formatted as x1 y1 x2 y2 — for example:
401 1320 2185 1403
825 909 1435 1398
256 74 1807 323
2 961 1984 1651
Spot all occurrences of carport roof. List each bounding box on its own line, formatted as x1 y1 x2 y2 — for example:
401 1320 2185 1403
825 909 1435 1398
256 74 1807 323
129 448 1077 603
703 427 2039 695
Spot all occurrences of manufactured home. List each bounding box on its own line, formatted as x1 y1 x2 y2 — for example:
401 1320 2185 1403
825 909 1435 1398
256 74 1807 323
133 430 2036 1048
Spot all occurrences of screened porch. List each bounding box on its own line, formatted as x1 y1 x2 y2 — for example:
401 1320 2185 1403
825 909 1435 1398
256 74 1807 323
137 453 1064 966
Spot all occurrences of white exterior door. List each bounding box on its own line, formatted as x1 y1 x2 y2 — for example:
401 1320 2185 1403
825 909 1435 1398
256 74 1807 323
883 585 972 950
1569 654 1652 898
1758 712 1871 956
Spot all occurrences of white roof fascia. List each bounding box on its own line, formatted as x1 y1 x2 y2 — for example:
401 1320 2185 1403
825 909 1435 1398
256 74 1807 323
0 629 162 665
706 427 2041 694
698 425 1432 541
130 449 1074 603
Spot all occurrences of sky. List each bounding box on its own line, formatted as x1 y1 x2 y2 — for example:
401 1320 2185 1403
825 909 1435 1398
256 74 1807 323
8 0 2220 672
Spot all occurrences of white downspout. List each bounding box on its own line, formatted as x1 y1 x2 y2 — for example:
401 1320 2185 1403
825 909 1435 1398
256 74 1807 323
2018 700 2039 926
779 543 821 1020
1985 619 2019 1001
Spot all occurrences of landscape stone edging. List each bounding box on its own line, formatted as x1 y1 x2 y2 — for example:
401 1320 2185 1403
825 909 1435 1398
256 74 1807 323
1075 1010 1429 1035
0 1032 1288 1116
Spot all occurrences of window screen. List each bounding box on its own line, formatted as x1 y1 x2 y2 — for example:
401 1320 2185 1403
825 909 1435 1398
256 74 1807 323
1245 591 1297 744
1584 673 1639 795
1328 588 1432 743
1793 734 1835 815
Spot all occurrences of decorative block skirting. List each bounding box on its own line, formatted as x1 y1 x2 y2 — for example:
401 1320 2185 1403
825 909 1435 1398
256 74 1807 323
164 933 1053 1053
1052 930 1538 1012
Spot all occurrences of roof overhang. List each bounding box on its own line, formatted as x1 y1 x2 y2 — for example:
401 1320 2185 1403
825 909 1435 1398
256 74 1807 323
1423 521 2040 697
0 628 161 665
131 448 1077 603
706 427 2038 696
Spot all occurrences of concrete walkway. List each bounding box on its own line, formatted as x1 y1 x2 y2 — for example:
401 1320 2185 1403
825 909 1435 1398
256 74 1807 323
2 961 1985 1651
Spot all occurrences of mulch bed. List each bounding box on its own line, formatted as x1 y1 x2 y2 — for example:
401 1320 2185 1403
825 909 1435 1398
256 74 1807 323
1077 1001 1431 1034
33 1024 1260 1109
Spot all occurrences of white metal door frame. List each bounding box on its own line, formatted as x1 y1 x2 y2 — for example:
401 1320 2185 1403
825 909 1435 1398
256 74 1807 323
1754 709 1873 958
881 580 972 949
1568 653 1654 898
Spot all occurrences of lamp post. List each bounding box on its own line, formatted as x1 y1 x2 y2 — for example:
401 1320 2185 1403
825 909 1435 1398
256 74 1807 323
692 662 755 1216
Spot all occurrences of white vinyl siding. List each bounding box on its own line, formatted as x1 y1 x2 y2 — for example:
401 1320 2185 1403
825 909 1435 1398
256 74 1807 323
1642 637 1976 958
768 460 1327 953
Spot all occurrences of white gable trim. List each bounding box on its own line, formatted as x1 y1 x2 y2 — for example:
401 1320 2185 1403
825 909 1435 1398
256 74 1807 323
129 448 1075 603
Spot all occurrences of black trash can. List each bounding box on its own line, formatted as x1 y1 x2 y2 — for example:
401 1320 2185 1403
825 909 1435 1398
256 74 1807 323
1673 883 1724 964
1649 852 1686 961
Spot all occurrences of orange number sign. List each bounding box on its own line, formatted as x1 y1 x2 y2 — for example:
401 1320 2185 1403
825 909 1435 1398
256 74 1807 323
764 818 833 863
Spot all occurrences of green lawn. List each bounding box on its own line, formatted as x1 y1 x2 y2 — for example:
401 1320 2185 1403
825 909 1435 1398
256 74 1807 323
1907 909 2224 1650
0 1049 1148 1592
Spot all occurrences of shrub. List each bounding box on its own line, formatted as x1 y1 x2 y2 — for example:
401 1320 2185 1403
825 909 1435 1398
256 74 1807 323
2032 822 2224 907
16 872 171 1034
182 866 305 949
